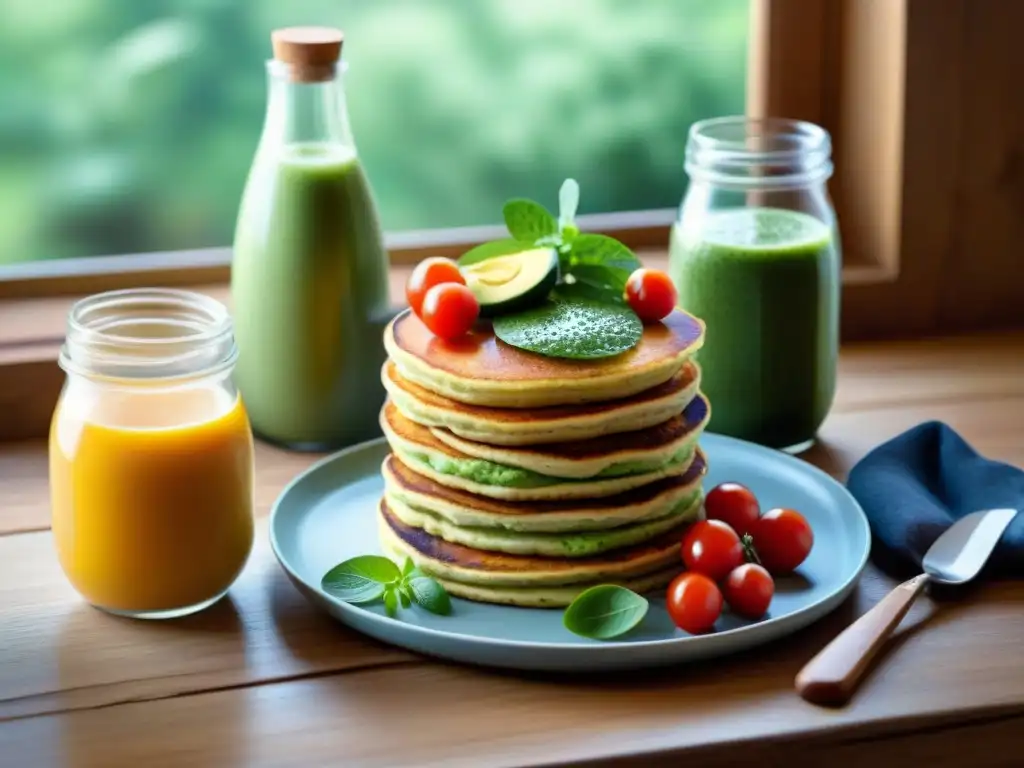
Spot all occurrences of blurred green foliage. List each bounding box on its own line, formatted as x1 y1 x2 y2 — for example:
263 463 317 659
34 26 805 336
0 0 748 265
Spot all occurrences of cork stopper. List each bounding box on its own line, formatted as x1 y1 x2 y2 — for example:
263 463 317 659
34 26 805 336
271 26 343 83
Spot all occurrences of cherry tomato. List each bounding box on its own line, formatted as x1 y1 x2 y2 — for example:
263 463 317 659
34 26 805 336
722 563 774 619
753 508 814 575
680 519 744 582
624 268 677 323
420 283 479 340
406 257 465 317
704 482 761 537
666 572 723 634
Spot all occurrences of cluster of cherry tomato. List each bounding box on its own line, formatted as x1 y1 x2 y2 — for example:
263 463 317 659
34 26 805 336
406 257 480 340
665 482 814 635
404 255 681 340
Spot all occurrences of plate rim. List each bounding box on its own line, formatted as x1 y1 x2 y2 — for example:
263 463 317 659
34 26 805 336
269 432 871 652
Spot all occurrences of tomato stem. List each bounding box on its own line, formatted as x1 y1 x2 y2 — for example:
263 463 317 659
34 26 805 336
741 533 761 565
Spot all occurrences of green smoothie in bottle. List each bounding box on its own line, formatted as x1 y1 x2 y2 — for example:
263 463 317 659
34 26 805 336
232 27 390 450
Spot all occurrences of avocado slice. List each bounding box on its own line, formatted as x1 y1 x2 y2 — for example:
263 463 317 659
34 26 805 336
461 247 559 317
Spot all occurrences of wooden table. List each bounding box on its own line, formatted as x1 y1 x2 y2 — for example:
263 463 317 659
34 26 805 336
2 331 1023 767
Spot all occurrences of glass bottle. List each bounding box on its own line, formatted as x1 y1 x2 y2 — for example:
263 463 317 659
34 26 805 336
50 289 255 619
231 27 391 451
668 117 841 452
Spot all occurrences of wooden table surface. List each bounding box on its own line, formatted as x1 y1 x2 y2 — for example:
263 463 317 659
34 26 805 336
1 331 1023 767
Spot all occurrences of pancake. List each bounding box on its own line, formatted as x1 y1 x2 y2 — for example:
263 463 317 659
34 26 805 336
380 499 688 588
381 401 697 501
382 451 707 532
394 561 681 608
383 307 705 408
431 393 711 479
385 490 702 557
382 360 701 446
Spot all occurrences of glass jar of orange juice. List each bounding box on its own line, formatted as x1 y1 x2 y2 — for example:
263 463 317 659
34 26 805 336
49 289 255 619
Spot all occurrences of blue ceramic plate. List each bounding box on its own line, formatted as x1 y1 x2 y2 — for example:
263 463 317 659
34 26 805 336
270 434 870 672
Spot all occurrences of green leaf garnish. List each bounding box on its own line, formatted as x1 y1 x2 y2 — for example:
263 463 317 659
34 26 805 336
503 199 558 242
408 576 453 616
551 277 622 305
558 178 580 230
563 585 649 640
321 555 401 604
569 233 641 278
493 294 643 360
383 586 399 617
322 553 453 620
565 265 629 305
458 238 535 266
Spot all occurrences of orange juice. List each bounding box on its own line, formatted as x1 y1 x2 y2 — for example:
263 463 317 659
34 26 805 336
50 383 255 617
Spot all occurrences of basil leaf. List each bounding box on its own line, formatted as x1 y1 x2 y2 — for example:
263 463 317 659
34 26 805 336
459 238 535 266
399 588 412 609
493 295 643 360
402 557 416 578
563 585 649 640
503 199 558 242
383 586 399 617
558 178 580 228
322 555 400 604
569 233 642 277
408 576 452 616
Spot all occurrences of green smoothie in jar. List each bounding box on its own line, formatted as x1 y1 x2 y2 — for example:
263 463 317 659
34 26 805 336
670 206 839 450
669 117 841 451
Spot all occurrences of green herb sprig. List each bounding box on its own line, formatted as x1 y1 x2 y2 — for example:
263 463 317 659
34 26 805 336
322 555 452 618
459 179 642 305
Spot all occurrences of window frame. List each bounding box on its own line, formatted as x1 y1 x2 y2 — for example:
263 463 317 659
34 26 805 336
1 0 1008 441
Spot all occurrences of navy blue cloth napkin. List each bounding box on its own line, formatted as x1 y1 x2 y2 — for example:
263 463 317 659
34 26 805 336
846 421 1024 578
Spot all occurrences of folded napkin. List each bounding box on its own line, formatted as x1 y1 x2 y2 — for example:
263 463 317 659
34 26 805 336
846 421 1024 578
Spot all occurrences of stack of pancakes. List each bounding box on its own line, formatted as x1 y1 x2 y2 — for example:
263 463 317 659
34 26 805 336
377 308 709 607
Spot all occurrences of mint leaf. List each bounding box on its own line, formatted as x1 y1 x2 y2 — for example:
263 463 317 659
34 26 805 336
493 295 642 360
399 588 412 609
553 279 621 305
569 233 642 276
566 264 630 304
459 238 535 266
563 585 649 640
558 178 580 229
503 199 557 242
402 557 416 578
322 555 400 604
408 576 452 616
383 586 399 617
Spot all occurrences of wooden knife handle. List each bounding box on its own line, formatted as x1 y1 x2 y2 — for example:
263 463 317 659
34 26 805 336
795 573 930 706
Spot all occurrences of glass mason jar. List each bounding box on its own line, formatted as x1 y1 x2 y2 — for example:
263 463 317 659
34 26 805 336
668 117 841 452
49 289 255 619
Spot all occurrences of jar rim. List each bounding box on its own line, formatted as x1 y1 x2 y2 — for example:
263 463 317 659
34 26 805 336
685 116 833 189
60 288 237 383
